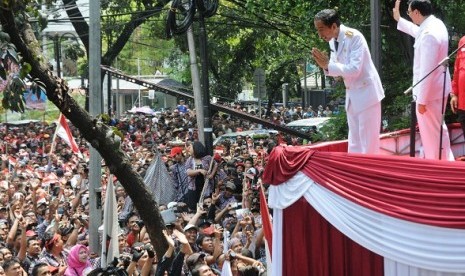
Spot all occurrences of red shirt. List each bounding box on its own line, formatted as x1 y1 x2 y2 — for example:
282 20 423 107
451 36 465 110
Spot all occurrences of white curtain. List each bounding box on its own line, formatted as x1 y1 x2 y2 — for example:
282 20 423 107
269 172 465 275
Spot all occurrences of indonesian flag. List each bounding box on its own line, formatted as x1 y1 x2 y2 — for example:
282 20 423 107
214 146 224 154
263 146 465 276
8 156 16 170
42 172 58 185
24 166 34 177
55 114 82 158
259 184 273 273
101 175 120 267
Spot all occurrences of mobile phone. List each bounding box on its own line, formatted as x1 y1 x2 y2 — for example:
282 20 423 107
52 186 60 197
57 207 64 215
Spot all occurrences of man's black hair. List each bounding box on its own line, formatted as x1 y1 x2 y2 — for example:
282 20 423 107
2 258 20 272
31 262 49 276
314 9 341 27
192 141 207 159
408 0 432 16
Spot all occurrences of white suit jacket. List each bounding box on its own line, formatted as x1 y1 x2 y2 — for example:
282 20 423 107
397 16 451 104
326 24 385 114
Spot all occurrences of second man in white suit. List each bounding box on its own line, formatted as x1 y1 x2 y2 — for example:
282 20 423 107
393 0 454 160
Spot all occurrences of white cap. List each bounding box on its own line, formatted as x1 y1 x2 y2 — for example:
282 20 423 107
167 202 177 209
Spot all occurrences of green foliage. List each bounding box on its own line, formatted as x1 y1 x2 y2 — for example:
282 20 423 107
101 1 175 75
62 43 85 61
2 77 26 113
319 111 348 141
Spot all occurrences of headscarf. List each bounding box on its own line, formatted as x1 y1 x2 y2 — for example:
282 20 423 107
64 244 91 276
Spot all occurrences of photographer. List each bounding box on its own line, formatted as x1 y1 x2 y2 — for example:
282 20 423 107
126 242 155 276
214 182 238 211
125 214 145 248
225 248 265 276
154 229 193 276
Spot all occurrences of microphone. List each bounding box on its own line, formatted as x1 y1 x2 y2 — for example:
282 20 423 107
439 57 449 66
403 86 413 94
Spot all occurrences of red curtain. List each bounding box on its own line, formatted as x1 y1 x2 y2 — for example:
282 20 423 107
263 146 465 228
282 198 384 276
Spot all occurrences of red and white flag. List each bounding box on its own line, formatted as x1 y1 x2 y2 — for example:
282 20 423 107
8 156 16 171
55 114 82 158
259 184 273 272
101 175 120 267
42 172 58 185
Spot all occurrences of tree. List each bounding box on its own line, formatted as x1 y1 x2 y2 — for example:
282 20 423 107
0 0 169 258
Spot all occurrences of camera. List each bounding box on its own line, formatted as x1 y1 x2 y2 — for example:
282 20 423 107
161 209 176 225
230 202 242 209
136 220 144 228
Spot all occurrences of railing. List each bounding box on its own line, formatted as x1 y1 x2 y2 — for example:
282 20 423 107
101 65 313 141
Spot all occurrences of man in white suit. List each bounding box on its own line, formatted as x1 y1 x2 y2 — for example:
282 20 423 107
393 0 454 160
312 9 385 154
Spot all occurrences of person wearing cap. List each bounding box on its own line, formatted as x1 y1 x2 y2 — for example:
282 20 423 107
186 252 206 271
183 224 200 253
169 147 189 204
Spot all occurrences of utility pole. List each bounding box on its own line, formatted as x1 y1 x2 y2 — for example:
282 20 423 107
54 34 61 78
187 26 205 145
371 0 381 72
198 13 213 155
303 61 307 108
88 0 102 254
137 58 141 107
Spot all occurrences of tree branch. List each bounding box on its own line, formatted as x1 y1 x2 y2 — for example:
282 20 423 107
63 0 90 54
0 3 169 258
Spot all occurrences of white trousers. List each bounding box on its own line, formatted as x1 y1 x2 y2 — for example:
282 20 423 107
416 98 454 160
347 101 381 154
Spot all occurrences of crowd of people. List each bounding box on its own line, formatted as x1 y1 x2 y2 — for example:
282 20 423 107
0 99 302 275
2 0 463 274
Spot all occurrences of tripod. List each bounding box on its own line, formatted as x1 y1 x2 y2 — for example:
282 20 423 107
404 42 465 159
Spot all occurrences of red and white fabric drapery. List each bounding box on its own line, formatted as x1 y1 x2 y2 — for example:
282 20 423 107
262 146 465 276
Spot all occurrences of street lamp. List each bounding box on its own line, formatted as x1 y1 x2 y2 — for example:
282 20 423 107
41 32 83 78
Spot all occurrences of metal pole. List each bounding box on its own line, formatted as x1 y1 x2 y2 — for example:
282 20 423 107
187 26 205 145
370 0 381 72
409 101 416 157
138 58 141 108
258 90 262 119
198 14 213 154
303 60 307 108
88 0 102 255
54 34 61 78
108 73 112 116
